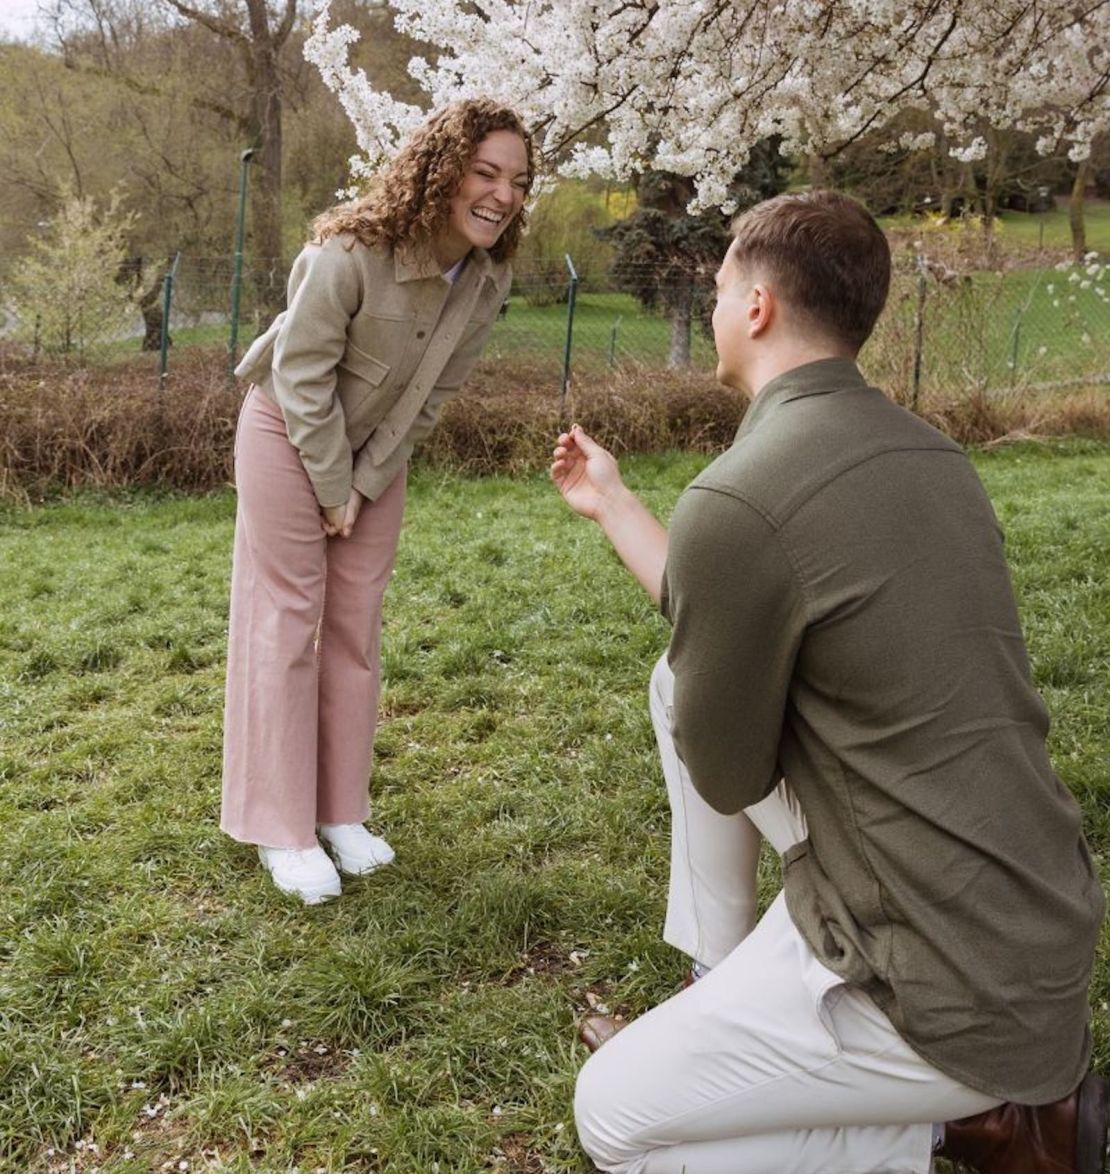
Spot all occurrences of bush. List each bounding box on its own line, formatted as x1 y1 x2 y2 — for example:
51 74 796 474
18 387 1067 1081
1 344 1107 501
6 192 139 362
0 347 237 500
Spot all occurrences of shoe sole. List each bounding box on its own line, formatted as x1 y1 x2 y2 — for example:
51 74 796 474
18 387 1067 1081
257 847 341 905
1077 1070 1109 1174
320 839 395 877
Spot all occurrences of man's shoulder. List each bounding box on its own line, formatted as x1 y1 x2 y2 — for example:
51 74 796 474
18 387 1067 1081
691 382 965 524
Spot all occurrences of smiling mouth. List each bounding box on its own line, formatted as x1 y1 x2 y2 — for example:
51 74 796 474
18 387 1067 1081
471 207 505 225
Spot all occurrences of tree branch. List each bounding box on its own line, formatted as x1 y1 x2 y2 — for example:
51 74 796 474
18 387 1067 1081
161 0 247 46
274 0 297 48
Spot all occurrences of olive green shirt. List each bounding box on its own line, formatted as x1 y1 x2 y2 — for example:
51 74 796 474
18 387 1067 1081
661 358 1103 1103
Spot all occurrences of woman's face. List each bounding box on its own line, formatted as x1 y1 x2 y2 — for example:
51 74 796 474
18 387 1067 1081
436 129 530 267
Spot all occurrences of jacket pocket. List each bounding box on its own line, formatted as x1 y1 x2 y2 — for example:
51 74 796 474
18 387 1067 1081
338 343 390 388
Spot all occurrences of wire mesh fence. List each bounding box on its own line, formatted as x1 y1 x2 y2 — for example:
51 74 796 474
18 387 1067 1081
4 252 1107 404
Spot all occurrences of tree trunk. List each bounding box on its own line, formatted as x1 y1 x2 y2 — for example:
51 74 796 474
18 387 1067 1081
1070 160 1089 262
245 0 286 325
668 305 692 369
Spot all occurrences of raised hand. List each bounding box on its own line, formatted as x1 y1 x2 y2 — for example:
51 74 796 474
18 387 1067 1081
550 424 624 522
549 423 669 605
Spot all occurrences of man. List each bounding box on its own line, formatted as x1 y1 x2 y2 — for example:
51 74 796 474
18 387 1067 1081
550 191 1106 1173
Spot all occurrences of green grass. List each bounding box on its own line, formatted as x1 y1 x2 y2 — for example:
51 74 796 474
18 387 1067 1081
978 202 1110 253
879 200 1110 255
2 443 1108 1171
869 265 1110 393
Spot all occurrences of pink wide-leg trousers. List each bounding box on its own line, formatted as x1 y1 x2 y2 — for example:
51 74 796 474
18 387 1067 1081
220 387 406 849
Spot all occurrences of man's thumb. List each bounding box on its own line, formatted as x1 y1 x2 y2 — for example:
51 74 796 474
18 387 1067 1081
572 424 601 454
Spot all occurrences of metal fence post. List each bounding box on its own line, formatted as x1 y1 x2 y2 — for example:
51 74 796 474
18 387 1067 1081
911 254 927 412
228 147 256 379
561 253 579 422
607 315 623 367
159 252 181 391
1009 306 1023 387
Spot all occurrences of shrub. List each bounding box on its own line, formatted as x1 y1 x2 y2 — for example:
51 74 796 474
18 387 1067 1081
1 344 1106 501
6 192 139 362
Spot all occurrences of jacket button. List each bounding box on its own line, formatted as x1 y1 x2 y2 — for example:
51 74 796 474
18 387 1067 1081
416 330 426 339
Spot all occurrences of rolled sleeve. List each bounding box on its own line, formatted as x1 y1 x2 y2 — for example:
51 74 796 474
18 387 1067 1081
664 487 806 815
271 238 363 508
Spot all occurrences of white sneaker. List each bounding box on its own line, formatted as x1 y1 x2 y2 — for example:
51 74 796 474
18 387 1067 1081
317 823 395 876
257 844 341 905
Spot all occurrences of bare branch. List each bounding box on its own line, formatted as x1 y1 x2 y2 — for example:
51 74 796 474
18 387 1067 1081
161 0 247 46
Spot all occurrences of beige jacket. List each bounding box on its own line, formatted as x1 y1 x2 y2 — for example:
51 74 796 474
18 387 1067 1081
235 234 511 506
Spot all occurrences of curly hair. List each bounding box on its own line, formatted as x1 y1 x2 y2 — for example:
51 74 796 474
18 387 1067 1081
312 98 534 263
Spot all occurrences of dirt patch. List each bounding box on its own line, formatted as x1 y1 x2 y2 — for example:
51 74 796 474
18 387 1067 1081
490 1131 546 1172
502 942 580 985
262 1038 352 1085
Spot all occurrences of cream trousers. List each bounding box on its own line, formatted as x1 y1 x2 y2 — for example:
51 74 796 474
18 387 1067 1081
573 655 1000 1174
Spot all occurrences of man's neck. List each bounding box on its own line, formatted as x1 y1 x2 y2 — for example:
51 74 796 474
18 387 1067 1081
745 344 856 399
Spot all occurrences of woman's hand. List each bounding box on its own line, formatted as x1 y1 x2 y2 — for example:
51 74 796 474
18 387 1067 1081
320 488 366 538
340 487 365 537
550 425 625 522
321 504 346 536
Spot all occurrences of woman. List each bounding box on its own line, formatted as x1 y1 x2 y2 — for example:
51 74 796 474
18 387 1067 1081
221 98 534 903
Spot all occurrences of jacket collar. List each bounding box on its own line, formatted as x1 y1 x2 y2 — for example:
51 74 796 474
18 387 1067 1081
394 244 508 293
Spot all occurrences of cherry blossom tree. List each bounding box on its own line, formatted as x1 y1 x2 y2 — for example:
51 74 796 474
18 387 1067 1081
305 0 1110 211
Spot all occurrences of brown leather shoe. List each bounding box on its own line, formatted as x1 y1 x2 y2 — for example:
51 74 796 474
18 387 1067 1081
578 1015 626 1053
579 969 698 1054
938 1070 1108 1173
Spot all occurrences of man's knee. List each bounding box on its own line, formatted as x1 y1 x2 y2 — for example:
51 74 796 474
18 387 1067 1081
574 1048 645 1173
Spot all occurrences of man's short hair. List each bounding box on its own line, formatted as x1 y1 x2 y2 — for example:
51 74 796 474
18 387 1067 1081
730 190 891 352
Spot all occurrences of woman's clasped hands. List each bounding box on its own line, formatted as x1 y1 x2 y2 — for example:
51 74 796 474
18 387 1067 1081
320 488 365 538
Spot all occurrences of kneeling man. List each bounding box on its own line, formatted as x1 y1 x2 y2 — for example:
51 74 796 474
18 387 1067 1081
551 190 1105 1174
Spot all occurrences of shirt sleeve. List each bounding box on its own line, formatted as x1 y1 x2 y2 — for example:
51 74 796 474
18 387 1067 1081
271 238 362 508
663 486 807 815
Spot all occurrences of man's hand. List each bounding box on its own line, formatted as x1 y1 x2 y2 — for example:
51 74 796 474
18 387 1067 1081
550 423 669 607
550 425 625 522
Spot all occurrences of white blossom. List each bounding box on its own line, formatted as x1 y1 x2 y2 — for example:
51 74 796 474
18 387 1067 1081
306 1 1110 209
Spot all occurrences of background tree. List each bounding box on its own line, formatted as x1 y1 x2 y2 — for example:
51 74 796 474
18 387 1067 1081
48 0 297 319
510 179 629 305
602 144 790 368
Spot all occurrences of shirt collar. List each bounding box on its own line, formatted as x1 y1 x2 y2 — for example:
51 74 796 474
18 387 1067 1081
393 244 500 287
738 357 870 437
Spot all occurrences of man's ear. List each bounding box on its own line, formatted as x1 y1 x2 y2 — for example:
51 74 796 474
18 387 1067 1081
748 284 774 337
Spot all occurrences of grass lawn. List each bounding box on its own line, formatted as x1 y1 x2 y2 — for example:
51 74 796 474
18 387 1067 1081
2 443 1108 1171
973 201 1110 253
879 200 1110 255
